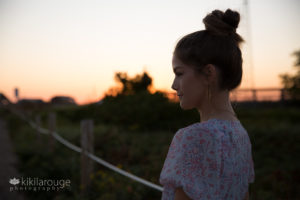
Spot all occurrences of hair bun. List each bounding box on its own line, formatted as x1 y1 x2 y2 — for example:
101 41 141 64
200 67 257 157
203 9 240 35
203 9 244 44
223 9 240 29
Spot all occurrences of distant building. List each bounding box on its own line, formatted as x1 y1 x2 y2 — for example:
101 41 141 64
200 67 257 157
15 98 47 112
17 99 46 107
50 96 77 105
95 99 104 105
0 93 12 106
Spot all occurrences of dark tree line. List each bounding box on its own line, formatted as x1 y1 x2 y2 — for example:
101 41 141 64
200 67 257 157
105 71 153 97
279 49 300 100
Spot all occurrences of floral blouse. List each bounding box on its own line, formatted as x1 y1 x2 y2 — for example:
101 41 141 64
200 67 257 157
159 118 255 200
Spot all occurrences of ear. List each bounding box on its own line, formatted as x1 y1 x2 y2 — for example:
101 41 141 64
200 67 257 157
202 64 218 84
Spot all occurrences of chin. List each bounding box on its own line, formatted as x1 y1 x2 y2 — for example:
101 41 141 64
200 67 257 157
179 101 194 110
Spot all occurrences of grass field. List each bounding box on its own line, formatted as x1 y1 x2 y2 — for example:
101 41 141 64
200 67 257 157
1 102 299 200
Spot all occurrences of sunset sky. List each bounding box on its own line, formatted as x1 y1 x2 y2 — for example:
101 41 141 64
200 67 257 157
1 0 299 104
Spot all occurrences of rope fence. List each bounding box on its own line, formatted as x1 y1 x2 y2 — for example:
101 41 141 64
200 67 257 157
2 106 164 193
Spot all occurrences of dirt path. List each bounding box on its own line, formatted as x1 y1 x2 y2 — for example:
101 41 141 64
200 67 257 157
0 117 25 200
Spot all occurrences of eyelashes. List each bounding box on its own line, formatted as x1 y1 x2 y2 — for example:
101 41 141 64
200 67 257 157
175 72 183 77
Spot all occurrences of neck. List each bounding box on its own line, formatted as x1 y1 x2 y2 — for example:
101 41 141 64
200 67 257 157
198 89 237 122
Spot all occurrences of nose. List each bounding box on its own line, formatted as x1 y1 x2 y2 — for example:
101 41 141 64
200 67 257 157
171 78 178 91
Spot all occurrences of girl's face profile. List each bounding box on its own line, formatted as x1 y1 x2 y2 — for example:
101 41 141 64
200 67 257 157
171 55 208 110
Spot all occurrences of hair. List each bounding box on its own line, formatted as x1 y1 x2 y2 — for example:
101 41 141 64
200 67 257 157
173 9 245 91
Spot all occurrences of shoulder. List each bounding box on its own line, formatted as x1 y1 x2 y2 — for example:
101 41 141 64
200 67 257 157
173 122 214 147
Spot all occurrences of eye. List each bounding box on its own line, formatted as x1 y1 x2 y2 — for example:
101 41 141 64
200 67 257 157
175 72 183 76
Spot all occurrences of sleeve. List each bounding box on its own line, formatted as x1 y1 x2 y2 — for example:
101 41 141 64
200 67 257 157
159 128 220 200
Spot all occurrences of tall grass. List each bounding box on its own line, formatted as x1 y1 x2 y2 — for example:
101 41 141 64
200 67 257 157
1 102 299 200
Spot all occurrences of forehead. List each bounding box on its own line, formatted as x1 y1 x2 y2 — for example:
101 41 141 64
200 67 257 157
172 56 187 70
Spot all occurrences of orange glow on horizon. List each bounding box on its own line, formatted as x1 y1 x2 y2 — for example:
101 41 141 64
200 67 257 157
1 0 299 105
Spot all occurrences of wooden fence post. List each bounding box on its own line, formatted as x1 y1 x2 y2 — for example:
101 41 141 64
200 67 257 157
48 112 56 152
80 119 94 194
35 114 42 145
